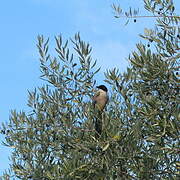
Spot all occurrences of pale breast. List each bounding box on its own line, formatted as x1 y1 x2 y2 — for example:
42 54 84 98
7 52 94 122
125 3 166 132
95 90 108 110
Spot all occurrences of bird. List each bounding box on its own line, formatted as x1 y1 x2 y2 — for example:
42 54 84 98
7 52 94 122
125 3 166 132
92 85 108 138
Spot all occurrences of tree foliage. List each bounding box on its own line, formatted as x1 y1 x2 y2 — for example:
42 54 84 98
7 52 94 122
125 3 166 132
1 0 179 179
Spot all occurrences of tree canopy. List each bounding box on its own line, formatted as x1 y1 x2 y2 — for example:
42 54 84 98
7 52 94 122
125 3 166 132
1 0 179 179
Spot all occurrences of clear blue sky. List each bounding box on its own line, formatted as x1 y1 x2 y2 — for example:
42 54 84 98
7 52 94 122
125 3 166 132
0 0 179 176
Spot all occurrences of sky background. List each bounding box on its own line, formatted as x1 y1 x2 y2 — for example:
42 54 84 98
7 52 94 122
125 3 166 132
0 0 179 176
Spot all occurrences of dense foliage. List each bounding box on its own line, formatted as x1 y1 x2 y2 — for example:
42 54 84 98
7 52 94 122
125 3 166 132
1 0 179 179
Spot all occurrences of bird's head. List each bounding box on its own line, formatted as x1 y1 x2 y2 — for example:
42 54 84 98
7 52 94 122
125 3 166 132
96 85 108 92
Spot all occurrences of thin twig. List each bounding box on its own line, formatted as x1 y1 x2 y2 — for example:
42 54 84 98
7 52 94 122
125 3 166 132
117 15 180 18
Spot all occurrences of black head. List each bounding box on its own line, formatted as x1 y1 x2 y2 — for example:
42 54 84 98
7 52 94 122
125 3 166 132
96 85 108 92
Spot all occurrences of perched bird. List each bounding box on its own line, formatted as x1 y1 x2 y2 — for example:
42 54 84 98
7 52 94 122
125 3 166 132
93 85 108 138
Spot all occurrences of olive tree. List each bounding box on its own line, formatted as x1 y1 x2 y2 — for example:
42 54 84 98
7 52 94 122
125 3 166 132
1 0 179 179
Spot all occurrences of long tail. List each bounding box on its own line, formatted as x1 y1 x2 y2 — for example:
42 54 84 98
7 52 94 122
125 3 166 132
95 111 102 138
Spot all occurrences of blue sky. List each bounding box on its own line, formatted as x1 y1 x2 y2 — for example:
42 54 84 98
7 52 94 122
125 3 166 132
0 0 179 176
